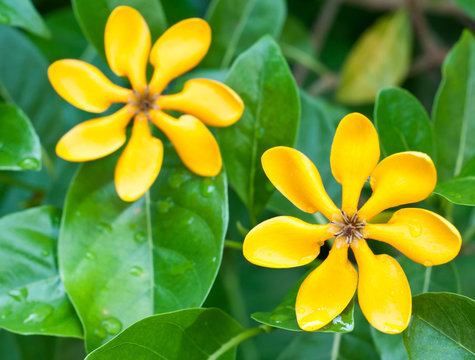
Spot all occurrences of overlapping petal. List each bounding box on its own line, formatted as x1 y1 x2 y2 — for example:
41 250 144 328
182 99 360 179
296 238 357 331
330 113 380 215
158 79 244 126
149 110 221 176
48 60 131 113
56 106 134 161
149 18 211 93
115 115 163 201
352 239 411 334
261 147 340 220
105 6 151 90
243 216 334 268
365 208 461 266
358 152 437 221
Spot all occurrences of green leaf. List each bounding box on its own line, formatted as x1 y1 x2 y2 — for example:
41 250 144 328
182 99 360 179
374 87 434 157
0 206 82 338
217 36 300 221
370 328 408 360
454 0 475 20
0 0 49 38
59 153 228 351
336 11 412 105
85 308 244 359
433 30 475 182
0 103 41 171
403 293 475 359
204 0 286 68
434 153 475 205
72 0 167 59
252 262 354 333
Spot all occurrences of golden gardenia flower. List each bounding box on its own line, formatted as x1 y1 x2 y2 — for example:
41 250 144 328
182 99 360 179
48 6 243 201
243 113 461 334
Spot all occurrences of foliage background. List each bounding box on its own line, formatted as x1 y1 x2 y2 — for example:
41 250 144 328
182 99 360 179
0 0 474 359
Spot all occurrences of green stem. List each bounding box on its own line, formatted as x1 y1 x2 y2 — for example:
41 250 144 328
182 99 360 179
145 191 155 309
422 266 432 293
331 333 342 360
41 147 56 178
209 325 273 360
281 43 333 76
225 239 243 251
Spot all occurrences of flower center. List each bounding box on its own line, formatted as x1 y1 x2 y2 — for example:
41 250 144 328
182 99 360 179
129 86 160 115
330 211 366 244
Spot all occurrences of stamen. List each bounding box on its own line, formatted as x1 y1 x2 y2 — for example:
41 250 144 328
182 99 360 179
332 210 365 244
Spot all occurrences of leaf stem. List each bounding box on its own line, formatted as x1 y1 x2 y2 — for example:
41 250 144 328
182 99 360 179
331 333 342 360
422 265 432 293
209 325 273 360
225 239 244 251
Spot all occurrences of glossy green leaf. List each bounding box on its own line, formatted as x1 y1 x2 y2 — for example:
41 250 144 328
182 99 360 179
403 293 475 359
336 11 412 105
370 327 408 360
433 30 475 182
72 0 167 59
204 0 286 68
59 152 228 351
0 206 82 338
434 153 475 205
85 308 243 359
0 103 41 171
454 0 475 20
375 87 434 157
217 36 300 221
252 262 354 333
0 0 49 38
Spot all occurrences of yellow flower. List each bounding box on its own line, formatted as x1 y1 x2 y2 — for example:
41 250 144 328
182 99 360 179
243 113 461 334
48 6 243 201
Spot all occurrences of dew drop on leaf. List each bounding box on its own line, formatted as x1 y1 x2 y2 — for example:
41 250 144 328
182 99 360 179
23 304 53 323
41 249 50 257
168 170 190 189
130 265 145 277
134 232 147 244
0 310 12 319
200 179 215 197
18 157 40 170
93 328 106 339
157 199 173 214
8 287 28 301
98 222 113 232
102 317 122 335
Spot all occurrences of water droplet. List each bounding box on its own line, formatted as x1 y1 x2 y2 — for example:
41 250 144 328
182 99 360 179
8 287 28 301
18 157 40 170
98 222 112 232
93 328 106 339
23 304 53 323
409 222 422 237
157 199 173 214
200 179 215 197
270 313 288 323
134 232 146 244
102 317 122 335
212 257 217 263
423 260 432 267
130 266 145 277
256 127 265 139
170 260 194 275
168 170 190 189
86 252 95 260
0 310 12 319
41 249 50 257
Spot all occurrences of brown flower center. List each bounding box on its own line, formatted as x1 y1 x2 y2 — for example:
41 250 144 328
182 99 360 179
330 211 366 244
129 86 160 116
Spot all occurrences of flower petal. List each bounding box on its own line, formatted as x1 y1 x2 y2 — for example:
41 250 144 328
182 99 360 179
56 106 134 162
365 208 461 266
330 113 380 215
358 152 437 221
105 6 151 90
243 216 334 268
262 147 340 220
149 18 211 93
48 59 131 113
157 79 243 127
296 238 357 331
115 115 163 201
149 110 221 176
351 239 411 334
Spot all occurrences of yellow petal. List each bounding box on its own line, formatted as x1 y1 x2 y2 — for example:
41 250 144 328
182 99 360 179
157 79 244 127
358 152 437 221
115 115 163 201
105 6 151 90
149 18 211 93
56 106 134 162
262 147 340 220
48 59 131 113
243 216 334 268
330 113 380 215
365 208 461 266
351 239 411 334
296 238 357 331
149 110 221 176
